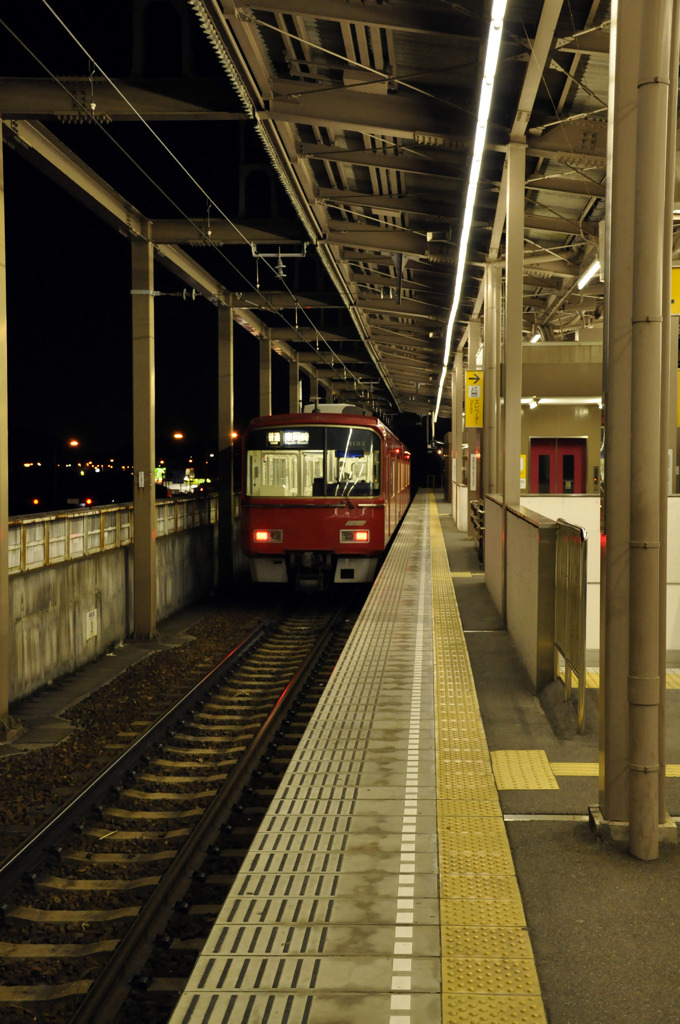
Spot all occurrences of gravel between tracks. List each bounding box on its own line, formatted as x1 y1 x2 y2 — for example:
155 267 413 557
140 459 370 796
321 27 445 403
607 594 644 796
0 599 275 855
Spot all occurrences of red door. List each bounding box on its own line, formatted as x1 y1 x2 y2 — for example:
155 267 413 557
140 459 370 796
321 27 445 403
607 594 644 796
530 438 586 494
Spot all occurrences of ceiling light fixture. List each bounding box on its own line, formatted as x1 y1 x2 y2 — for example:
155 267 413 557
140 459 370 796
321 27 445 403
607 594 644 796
529 332 541 344
577 258 601 290
435 0 507 421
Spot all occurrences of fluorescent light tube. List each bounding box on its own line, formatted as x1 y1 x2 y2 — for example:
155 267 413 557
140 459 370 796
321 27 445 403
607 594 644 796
577 259 601 290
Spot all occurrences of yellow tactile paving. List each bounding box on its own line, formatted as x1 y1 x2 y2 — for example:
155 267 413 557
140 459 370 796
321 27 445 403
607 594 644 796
430 497 547 1024
443 925 535 958
488 754 680 787
443 993 548 1023
440 848 517 875
440 898 526 929
491 750 559 790
551 761 598 777
551 761 680 777
667 670 680 689
580 669 680 689
443 954 542 993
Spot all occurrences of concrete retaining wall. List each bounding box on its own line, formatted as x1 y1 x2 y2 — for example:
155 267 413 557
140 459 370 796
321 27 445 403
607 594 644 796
9 524 219 704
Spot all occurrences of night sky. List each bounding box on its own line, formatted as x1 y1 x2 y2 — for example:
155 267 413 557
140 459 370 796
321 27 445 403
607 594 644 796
2 2 303 471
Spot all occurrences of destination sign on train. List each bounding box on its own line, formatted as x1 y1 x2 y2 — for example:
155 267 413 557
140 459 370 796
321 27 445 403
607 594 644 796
267 430 310 446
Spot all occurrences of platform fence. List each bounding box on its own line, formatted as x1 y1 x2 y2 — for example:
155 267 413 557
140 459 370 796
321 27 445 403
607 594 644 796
8 496 218 574
554 517 588 733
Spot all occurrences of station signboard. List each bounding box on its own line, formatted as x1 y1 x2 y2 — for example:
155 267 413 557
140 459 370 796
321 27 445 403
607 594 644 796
465 370 484 428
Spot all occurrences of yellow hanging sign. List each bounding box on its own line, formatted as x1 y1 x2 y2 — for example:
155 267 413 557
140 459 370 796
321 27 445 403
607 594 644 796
671 268 680 313
465 370 484 427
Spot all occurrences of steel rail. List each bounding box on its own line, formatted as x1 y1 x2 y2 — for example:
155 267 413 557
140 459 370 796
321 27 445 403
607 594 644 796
69 599 351 1024
0 613 278 896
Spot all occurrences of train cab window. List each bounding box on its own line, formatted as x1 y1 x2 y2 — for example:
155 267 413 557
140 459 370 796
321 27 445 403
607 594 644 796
245 425 381 498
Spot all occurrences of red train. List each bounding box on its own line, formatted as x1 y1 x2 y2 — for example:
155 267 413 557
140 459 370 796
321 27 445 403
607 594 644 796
240 405 411 589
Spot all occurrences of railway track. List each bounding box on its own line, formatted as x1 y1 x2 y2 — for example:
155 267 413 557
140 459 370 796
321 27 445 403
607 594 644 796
0 596 360 1024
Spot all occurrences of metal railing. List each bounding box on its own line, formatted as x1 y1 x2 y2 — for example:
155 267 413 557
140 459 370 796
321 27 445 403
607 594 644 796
470 499 485 565
9 496 218 575
554 518 588 733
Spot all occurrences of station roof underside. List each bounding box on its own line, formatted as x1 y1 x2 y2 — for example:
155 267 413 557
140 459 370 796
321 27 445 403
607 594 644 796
1 1 637 421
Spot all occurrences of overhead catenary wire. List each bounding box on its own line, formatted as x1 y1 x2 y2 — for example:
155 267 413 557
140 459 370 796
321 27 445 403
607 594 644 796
2 6 370 402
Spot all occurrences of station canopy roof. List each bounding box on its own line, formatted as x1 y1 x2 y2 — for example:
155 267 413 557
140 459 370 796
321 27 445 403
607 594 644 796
2 0 612 422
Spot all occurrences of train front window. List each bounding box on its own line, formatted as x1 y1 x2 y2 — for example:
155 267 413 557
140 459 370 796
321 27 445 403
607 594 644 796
245 426 381 497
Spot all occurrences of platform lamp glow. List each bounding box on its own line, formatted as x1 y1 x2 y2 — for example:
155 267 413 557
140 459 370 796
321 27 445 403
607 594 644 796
435 0 507 421
577 258 601 290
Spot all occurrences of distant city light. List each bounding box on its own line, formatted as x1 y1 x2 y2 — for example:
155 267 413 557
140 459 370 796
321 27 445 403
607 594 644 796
172 431 184 440
68 439 79 448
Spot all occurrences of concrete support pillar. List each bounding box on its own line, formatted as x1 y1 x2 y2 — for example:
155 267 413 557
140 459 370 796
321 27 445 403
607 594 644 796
501 140 525 622
468 319 482 368
217 302 235 588
600 0 641 826
503 142 524 511
483 262 501 496
0 130 10 725
131 234 157 640
627 0 672 860
289 355 300 413
451 349 464 523
259 336 271 416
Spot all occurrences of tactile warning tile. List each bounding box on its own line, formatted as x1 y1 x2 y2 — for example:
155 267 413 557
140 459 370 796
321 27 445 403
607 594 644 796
439 794 504 816
443 993 548 1023
440 899 526 929
491 749 559 790
442 926 534 959
550 761 598 777
440 873 523 902
443 954 541 993
438 822 513 851
439 847 516 876
585 669 680 689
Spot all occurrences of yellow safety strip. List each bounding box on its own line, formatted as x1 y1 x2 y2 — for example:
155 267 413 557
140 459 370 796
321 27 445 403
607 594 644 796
581 670 680 689
493 756 680 787
429 496 547 1024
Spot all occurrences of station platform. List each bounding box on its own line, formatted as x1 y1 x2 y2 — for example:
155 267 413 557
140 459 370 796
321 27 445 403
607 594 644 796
170 491 544 1024
7 490 680 1023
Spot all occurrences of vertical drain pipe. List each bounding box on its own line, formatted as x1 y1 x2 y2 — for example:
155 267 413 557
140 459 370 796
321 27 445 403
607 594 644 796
628 0 672 860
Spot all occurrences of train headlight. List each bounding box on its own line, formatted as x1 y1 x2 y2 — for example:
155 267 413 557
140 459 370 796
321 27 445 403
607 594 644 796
253 529 283 543
340 529 370 543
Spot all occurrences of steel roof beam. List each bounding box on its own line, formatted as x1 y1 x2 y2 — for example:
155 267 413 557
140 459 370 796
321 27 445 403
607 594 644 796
229 0 479 38
317 190 459 221
232 292 344 309
554 28 610 55
524 213 598 238
526 175 606 198
355 296 447 319
264 87 473 148
301 144 466 182
151 220 306 245
0 78 249 121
